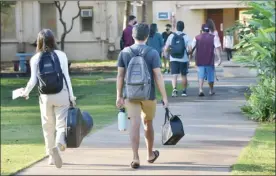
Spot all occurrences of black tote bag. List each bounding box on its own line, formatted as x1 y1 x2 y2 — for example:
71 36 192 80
162 107 185 145
63 74 93 148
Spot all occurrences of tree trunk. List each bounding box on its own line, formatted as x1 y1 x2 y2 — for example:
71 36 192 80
60 34 66 51
124 1 131 29
142 1 146 23
55 1 81 52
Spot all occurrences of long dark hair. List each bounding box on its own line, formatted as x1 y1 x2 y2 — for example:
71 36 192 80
36 29 58 53
149 23 157 38
206 18 216 33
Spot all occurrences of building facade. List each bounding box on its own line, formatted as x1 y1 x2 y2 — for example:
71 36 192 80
1 1 249 62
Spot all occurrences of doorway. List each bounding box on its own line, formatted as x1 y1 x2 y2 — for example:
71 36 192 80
206 9 223 46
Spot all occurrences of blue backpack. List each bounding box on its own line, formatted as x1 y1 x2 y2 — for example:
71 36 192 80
170 33 186 58
37 51 64 94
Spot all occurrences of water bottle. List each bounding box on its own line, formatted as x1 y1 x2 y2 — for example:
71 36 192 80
118 108 127 131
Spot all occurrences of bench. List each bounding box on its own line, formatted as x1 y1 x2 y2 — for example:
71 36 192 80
14 53 72 73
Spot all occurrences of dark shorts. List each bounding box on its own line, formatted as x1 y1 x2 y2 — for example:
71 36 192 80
170 61 189 76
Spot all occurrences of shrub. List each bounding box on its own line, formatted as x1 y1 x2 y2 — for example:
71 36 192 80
231 1 275 122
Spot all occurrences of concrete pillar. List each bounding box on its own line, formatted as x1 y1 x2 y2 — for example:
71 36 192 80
32 1 40 36
132 1 137 17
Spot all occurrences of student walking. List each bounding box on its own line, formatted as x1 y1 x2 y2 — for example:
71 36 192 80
116 23 168 169
20 29 76 168
192 24 222 96
164 21 192 97
147 23 164 62
162 24 173 73
120 15 137 50
223 30 234 61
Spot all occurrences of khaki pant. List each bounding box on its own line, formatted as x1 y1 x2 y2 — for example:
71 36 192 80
125 99 157 121
39 88 70 155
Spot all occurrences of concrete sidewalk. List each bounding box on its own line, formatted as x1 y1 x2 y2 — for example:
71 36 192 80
17 84 257 175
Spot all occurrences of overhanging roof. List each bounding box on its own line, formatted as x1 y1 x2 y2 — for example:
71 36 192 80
189 3 249 10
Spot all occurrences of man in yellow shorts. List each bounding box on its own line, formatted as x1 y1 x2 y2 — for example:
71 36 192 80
116 23 168 169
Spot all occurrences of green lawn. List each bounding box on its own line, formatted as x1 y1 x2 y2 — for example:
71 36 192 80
1 74 117 175
231 123 275 175
71 60 117 66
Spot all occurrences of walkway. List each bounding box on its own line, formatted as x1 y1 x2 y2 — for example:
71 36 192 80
17 78 257 175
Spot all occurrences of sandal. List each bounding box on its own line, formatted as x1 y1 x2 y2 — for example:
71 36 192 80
130 161 140 169
209 92 215 96
147 150 160 163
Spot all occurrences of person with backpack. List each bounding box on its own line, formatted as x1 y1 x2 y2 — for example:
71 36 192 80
164 21 192 97
146 23 164 62
116 23 168 169
120 15 137 50
162 24 173 74
192 24 222 96
20 29 76 169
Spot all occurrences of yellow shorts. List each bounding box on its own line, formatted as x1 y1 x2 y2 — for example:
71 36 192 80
125 99 157 121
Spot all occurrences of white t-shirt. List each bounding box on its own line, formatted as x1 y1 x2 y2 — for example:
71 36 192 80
22 50 75 99
223 35 234 49
210 30 222 46
165 31 191 63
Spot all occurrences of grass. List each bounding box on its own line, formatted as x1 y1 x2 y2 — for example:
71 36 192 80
231 123 275 175
71 60 117 67
1 74 117 175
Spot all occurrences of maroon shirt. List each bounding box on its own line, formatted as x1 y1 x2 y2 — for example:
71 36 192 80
123 25 134 48
195 33 215 66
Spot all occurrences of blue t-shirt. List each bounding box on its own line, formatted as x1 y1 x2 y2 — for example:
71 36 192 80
117 44 161 100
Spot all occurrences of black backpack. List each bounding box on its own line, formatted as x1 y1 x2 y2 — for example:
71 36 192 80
170 33 186 58
37 51 64 94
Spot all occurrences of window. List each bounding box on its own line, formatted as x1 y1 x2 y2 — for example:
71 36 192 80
1 2 16 40
40 2 57 36
80 8 93 31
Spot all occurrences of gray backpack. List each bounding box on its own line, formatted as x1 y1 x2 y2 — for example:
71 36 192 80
125 47 152 101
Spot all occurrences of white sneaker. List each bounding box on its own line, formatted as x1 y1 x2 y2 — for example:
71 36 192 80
172 89 178 97
50 147 62 168
48 155 54 165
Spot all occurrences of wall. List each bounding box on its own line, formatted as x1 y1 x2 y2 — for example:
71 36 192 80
223 8 235 35
152 1 248 42
152 1 175 31
1 1 119 61
176 7 204 40
152 1 204 40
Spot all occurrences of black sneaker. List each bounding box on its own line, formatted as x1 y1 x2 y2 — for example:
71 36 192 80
181 90 187 97
198 92 205 97
172 89 178 97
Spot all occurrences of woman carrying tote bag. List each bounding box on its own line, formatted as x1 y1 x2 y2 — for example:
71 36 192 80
20 29 76 168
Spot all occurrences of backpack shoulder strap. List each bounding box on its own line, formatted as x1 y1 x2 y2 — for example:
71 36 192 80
128 46 137 56
51 51 62 72
141 46 152 58
128 46 152 58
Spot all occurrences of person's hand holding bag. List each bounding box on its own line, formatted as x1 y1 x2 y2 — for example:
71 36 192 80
70 96 77 107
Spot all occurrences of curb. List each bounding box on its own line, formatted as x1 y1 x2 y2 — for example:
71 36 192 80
13 155 48 176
